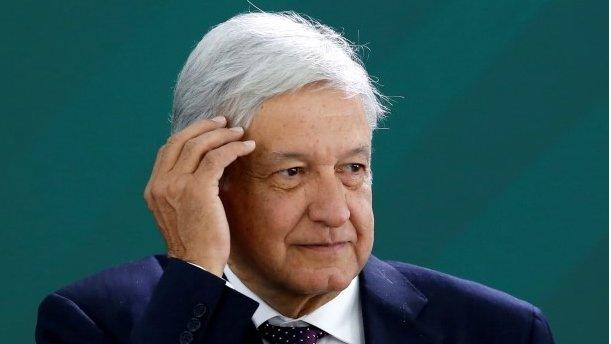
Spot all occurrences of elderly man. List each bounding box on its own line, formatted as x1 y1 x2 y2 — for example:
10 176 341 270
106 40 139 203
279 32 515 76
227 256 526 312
36 11 555 344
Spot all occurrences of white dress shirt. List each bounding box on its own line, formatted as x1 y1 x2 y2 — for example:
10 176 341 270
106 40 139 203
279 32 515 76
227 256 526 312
224 265 365 344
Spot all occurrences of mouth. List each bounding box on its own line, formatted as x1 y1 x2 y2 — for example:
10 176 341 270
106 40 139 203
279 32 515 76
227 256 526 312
296 242 349 253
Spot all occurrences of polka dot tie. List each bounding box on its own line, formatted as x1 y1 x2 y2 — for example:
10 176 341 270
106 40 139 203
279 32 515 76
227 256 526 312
258 320 328 344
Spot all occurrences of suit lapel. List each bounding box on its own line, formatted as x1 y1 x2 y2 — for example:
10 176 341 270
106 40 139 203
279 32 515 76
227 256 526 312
359 255 442 344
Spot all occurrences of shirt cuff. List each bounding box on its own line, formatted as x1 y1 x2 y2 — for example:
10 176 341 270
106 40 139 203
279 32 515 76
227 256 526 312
185 261 229 286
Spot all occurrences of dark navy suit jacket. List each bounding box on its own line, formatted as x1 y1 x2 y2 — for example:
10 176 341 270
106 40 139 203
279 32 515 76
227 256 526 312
36 255 555 343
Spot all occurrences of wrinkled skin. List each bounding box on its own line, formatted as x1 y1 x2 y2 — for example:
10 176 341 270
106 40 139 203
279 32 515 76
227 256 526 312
221 83 374 316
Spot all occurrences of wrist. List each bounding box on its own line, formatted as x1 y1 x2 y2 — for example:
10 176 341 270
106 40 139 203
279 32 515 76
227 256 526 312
168 252 226 277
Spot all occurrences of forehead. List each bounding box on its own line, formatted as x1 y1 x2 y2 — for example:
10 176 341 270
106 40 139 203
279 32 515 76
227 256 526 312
245 85 372 160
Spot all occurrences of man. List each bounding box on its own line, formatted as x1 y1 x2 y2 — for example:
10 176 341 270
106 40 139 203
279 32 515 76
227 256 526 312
36 11 555 344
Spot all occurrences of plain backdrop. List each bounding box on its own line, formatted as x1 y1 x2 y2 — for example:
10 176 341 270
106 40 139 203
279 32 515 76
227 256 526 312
2 1 608 342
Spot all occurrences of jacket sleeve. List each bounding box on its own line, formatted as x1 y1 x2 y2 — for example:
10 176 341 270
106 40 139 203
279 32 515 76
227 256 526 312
130 258 259 343
36 292 113 344
528 306 555 344
36 258 259 344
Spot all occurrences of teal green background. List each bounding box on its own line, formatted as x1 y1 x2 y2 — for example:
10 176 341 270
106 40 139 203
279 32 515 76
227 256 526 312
2 1 607 342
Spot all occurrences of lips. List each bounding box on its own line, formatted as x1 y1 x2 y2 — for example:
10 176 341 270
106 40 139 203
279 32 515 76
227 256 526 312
296 241 349 253
300 242 347 247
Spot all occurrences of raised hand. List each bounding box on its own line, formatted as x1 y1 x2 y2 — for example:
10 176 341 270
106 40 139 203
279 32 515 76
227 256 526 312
143 116 255 276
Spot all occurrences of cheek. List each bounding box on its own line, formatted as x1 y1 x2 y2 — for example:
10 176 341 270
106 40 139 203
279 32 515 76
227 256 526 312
347 188 374 254
245 186 308 248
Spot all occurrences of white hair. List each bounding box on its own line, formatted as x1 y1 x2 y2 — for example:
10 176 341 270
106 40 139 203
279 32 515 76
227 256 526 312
170 11 389 134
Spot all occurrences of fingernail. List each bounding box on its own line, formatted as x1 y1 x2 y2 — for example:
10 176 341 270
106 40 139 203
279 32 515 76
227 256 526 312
243 140 255 148
229 126 243 132
211 116 226 123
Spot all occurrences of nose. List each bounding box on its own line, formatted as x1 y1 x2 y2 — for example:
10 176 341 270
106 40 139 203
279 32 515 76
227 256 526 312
307 170 350 228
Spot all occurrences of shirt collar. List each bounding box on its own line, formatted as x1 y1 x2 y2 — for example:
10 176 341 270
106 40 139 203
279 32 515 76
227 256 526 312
223 265 364 344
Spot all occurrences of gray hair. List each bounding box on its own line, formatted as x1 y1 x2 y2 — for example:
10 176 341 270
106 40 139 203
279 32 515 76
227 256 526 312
170 11 388 134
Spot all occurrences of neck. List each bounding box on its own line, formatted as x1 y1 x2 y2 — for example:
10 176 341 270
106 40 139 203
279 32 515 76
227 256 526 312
228 263 340 318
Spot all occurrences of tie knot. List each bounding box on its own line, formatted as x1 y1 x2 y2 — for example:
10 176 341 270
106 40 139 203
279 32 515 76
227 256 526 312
258 320 328 344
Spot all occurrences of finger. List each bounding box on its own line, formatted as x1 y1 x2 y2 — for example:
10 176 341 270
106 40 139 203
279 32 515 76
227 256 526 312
153 195 184 254
172 127 245 174
194 140 256 181
144 119 226 208
146 145 167 188
143 146 172 234
159 116 228 173
146 181 183 248
145 190 169 233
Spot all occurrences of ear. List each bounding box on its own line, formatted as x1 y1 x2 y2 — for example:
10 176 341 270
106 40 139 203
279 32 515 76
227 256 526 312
219 162 237 192
219 174 231 192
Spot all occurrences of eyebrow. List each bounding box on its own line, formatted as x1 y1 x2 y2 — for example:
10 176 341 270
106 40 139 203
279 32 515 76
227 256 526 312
267 144 371 163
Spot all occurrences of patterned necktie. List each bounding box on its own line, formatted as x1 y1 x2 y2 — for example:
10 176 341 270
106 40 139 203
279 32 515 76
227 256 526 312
258 320 328 344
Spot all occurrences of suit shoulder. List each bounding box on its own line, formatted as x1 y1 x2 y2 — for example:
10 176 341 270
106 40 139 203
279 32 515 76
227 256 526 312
43 255 168 323
38 255 168 340
387 260 536 317
54 254 167 302
384 260 556 341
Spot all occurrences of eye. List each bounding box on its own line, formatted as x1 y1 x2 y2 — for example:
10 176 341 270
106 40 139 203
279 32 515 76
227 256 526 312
271 167 305 190
342 163 367 174
278 167 304 177
338 163 368 187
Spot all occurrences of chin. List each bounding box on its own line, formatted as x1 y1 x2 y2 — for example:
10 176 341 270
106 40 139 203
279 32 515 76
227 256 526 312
284 265 357 295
